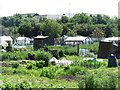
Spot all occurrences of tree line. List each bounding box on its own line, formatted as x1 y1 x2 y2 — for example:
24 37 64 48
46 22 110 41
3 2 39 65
0 13 119 39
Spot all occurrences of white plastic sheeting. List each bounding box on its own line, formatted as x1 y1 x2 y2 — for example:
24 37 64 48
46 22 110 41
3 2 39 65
50 57 73 65
83 58 103 62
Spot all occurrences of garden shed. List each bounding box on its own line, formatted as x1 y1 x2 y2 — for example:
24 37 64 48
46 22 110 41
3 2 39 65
0 36 13 45
15 37 31 45
64 36 92 46
34 35 54 51
98 41 120 59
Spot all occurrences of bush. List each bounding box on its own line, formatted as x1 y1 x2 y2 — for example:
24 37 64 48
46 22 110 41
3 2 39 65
26 64 33 69
1 51 28 61
34 51 52 61
49 49 59 59
15 80 32 88
59 50 64 58
12 62 19 68
35 61 45 68
6 45 12 52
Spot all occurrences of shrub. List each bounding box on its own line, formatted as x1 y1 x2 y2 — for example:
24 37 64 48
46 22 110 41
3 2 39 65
15 80 32 88
59 50 64 58
26 64 33 69
6 45 12 52
34 51 52 61
12 62 19 68
35 61 45 68
2 82 15 89
64 65 70 71
49 49 59 59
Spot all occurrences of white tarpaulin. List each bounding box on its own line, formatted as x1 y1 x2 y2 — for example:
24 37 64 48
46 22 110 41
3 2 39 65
50 57 73 65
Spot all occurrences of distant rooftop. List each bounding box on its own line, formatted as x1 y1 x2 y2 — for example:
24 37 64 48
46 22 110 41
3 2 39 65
20 13 75 20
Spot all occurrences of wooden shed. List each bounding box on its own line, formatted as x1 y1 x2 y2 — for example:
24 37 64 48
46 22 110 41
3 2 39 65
33 35 54 51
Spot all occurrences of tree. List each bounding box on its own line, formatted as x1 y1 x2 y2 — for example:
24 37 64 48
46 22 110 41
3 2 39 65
71 13 91 24
90 27 105 41
66 29 77 37
61 16 69 23
91 14 110 24
61 23 74 36
42 19 63 38
73 24 94 36
18 17 41 38
18 22 33 38
2 14 22 27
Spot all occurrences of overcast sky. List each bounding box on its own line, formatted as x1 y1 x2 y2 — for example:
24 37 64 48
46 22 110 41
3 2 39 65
0 0 119 17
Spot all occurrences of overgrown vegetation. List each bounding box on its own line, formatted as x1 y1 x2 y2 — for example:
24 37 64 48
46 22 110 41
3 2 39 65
0 44 119 89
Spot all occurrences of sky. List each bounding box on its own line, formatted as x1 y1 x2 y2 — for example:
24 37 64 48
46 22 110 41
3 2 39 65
0 0 119 17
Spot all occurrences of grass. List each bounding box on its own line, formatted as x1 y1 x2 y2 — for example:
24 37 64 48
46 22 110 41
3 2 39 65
0 74 78 88
1 66 78 88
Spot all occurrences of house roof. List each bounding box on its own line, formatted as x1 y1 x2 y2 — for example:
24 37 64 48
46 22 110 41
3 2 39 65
103 37 120 42
64 36 88 42
0 36 13 41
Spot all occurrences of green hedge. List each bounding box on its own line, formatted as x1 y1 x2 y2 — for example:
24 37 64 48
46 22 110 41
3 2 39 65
1 50 52 62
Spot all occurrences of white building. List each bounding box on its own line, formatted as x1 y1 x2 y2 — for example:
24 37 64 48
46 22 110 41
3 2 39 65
15 37 31 45
64 36 93 45
0 36 13 45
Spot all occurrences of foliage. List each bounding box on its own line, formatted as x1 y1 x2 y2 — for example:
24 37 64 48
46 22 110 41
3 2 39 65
42 19 63 38
1 51 28 61
26 63 33 69
2 80 32 89
66 29 77 37
1 13 118 38
77 70 118 88
48 46 77 56
34 50 52 61
90 27 105 41
79 42 99 54
1 51 52 61
35 61 45 68
59 50 65 58
11 62 19 68
15 80 32 88
71 60 107 69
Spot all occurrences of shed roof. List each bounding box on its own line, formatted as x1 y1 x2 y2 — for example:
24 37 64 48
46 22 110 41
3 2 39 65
103 37 120 42
16 37 30 40
64 36 88 42
34 35 48 39
0 36 13 41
